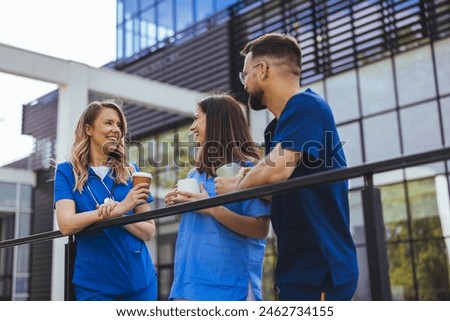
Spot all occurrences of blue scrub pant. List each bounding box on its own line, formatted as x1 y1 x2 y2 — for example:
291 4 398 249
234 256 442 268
278 276 358 301
75 283 157 301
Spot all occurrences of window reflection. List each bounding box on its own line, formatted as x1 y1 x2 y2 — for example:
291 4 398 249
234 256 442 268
141 7 157 48
395 46 436 107
118 0 240 59
435 39 450 96
157 0 174 41
363 112 401 162
359 59 396 116
216 0 238 11
20 185 32 209
442 97 450 147
196 0 213 21
176 0 194 31
400 102 441 154
16 245 30 273
0 183 16 208
338 122 363 167
326 70 360 123
380 176 450 300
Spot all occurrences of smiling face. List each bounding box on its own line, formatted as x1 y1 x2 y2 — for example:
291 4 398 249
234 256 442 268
86 107 123 157
189 106 207 145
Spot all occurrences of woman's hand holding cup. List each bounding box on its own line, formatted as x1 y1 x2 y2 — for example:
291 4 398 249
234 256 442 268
165 178 208 206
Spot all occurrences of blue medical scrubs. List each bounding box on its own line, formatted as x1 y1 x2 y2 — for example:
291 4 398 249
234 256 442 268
265 89 359 300
54 162 157 299
169 167 270 300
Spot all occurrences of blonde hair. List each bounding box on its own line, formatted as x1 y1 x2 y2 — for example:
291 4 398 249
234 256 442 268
71 100 134 192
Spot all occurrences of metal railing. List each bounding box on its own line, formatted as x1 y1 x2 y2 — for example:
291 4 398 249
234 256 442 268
1 146 450 300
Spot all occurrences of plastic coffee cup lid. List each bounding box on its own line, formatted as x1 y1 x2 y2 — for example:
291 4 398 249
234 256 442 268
132 172 153 179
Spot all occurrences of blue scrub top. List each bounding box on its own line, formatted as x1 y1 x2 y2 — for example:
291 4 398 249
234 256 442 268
54 162 156 294
169 167 270 301
265 89 358 289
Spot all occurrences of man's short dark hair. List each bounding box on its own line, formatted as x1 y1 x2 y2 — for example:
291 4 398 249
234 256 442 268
240 33 302 76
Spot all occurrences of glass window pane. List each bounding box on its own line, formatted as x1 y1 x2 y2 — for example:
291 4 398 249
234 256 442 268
134 19 140 53
117 0 125 24
434 38 450 96
19 185 32 209
413 240 450 300
124 0 138 19
338 122 363 167
176 0 194 31
196 0 213 21
326 70 360 123
395 45 436 106
16 245 29 273
387 242 415 300
117 27 124 59
400 102 442 155
158 170 177 190
157 0 175 41
0 183 16 208
140 0 156 11
349 191 364 244
141 7 157 48
360 59 396 116
14 276 29 294
408 178 443 239
216 0 239 11
363 112 401 161
442 97 450 147
381 182 409 242
18 213 31 237
125 30 134 57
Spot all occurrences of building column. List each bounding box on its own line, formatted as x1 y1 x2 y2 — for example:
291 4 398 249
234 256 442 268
51 62 88 301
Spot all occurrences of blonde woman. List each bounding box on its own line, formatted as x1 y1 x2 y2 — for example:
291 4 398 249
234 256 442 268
54 100 157 300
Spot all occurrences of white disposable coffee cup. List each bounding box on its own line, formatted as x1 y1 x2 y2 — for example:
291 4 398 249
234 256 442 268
216 163 241 177
177 178 200 193
132 172 153 187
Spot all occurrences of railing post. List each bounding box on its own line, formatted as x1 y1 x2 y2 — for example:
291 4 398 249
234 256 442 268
64 235 76 301
361 173 392 300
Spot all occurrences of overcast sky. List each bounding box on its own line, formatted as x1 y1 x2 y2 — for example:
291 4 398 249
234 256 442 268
0 0 116 166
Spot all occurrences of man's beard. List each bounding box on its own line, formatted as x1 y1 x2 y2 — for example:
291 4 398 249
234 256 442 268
248 91 267 111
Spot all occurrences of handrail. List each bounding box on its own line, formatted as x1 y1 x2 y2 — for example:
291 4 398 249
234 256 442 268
1 146 450 249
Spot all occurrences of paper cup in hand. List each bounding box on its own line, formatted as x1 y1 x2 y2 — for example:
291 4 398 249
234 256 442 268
132 172 153 187
177 178 200 193
216 163 241 177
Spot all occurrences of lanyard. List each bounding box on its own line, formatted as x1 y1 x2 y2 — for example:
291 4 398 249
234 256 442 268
85 174 116 206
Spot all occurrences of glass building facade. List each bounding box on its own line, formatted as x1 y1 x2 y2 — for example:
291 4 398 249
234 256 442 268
0 171 34 301
116 0 240 60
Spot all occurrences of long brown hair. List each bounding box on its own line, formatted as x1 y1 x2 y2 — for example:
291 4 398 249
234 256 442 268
195 93 260 176
71 100 134 192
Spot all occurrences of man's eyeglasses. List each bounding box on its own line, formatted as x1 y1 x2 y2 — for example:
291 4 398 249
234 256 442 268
238 63 263 85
